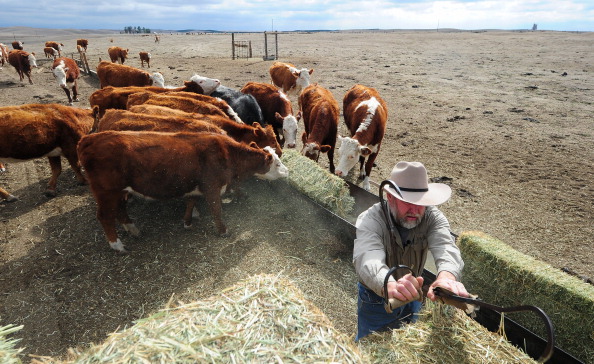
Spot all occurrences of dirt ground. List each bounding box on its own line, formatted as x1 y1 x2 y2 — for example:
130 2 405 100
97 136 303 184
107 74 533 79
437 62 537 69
0 29 592 361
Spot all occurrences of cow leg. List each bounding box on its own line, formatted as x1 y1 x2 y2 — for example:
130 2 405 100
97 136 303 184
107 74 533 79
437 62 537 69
25 71 32 84
95 192 126 252
61 85 73 104
117 195 139 237
61 150 87 185
328 147 336 174
0 187 18 203
362 151 380 191
183 197 199 228
45 156 62 197
358 156 366 180
72 80 79 102
204 190 227 236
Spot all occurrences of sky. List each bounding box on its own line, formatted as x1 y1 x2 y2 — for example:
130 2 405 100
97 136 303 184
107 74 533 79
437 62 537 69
0 0 592 32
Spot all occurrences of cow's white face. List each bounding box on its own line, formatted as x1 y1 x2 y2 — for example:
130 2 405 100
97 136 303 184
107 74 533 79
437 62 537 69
335 136 361 177
28 53 37 68
256 146 289 180
150 72 165 88
51 60 67 87
295 68 312 90
190 74 220 95
282 115 298 148
302 142 321 161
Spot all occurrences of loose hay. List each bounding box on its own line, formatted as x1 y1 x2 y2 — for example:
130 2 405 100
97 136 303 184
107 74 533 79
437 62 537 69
360 301 538 364
281 149 355 218
0 324 23 364
458 231 594 363
45 274 365 364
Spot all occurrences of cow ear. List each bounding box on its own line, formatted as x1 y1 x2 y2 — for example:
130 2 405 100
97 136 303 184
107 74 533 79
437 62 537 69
249 141 258 148
296 111 302 121
320 145 331 153
301 131 307 144
252 122 261 128
360 147 372 156
309 69 314 75
274 112 284 123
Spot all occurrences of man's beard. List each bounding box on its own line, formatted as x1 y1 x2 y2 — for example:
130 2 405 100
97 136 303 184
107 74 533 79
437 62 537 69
397 214 423 229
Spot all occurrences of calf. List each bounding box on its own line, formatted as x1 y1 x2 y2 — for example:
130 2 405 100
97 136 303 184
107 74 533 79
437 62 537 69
0 43 8 67
210 85 264 125
77 131 288 252
89 74 221 119
51 57 81 105
96 61 164 89
269 62 313 98
241 81 298 148
76 39 88 51
336 84 388 191
44 46 58 59
7 50 37 84
45 41 64 57
11 41 23 50
125 104 282 157
0 104 95 200
108 46 128 64
139 51 151 67
96 109 224 134
298 83 339 173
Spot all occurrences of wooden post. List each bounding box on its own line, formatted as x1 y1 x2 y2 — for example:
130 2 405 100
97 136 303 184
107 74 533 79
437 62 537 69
249 41 252 58
264 31 269 60
231 33 235 60
275 32 278 60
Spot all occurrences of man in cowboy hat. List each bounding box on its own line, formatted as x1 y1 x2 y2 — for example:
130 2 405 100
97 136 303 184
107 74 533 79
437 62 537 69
353 161 469 341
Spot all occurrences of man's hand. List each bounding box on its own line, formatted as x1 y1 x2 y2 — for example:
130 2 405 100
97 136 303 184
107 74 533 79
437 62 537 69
427 271 469 301
386 273 424 302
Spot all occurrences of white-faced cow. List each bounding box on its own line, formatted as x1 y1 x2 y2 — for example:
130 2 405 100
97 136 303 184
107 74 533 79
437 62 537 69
269 62 314 98
0 104 95 201
51 57 81 105
108 46 129 64
210 84 264 125
298 83 339 173
7 50 37 84
96 61 165 89
77 131 288 252
11 41 23 50
76 39 89 51
44 46 58 59
240 81 298 149
89 74 221 119
139 51 151 68
336 84 388 191
45 41 64 57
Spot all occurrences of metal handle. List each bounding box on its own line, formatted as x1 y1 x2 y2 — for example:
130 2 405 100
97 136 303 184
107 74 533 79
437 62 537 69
383 265 421 313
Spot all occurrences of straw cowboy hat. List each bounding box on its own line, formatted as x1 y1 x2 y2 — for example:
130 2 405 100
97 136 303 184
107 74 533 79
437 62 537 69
383 161 451 206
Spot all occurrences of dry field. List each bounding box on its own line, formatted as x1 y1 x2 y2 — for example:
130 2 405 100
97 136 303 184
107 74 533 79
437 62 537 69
0 28 592 360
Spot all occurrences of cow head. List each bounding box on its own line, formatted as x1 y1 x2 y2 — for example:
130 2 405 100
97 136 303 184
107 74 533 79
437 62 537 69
274 112 297 149
301 133 331 162
252 122 283 157
51 59 68 87
253 145 289 180
27 52 37 68
187 74 220 95
150 72 165 88
335 135 379 177
293 68 313 91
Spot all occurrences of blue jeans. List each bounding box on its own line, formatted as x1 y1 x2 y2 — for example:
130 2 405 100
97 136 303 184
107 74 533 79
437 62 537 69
356 282 422 341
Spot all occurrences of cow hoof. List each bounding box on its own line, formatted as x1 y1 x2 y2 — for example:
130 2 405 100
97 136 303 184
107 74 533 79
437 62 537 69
44 190 57 198
109 239 128 253
3 195 18 203
219 230 230 238
183 222 192 229
123 223 140 237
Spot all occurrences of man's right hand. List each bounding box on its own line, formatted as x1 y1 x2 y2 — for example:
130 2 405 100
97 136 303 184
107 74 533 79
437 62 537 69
385 273 424 302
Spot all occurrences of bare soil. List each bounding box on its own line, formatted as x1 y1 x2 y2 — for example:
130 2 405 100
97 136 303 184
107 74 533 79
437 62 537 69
0 29 592 361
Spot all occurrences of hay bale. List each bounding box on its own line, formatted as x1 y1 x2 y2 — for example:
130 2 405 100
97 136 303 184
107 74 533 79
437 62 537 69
359 301 538 363
0 324 23 364
49 274 365 363
458 231 594 362
281 149 355 218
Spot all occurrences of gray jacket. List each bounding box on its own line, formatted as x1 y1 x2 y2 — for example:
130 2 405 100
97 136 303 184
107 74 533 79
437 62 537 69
353 202 464 296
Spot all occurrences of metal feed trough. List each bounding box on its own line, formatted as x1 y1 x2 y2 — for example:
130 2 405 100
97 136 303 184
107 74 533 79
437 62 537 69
270 178 584 364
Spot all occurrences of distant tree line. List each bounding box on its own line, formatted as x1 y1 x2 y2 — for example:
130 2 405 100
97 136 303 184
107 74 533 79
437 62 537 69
123 26 152 34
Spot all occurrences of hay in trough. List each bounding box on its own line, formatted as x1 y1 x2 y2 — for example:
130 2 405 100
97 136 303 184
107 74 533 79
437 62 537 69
360 301 538 364
47 274 365 363
281 149 355 218
458 231 594 363
0 324 23 364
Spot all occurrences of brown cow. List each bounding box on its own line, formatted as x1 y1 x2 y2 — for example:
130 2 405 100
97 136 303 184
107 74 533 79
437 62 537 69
160 91 243 123
241 81 298 148
335 84 388 191
126 92 229 120
89 74 221 119
44 46 58 59
108 46 129 64
0 104 95 201
77 131 288 251
45 41 64 57
76 39 88 51
11 41 23 50
51 57 81 105
7 50 37 84
139 51 151 68
298 83 339 173
96 61 164 89
96 109 225 134
124 104 282 157
269 62 313 98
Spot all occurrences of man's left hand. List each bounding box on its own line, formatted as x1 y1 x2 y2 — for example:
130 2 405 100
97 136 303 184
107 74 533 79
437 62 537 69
426 271 469 301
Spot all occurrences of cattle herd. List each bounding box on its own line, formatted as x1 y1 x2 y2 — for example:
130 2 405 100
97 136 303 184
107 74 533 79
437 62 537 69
0 38 388 252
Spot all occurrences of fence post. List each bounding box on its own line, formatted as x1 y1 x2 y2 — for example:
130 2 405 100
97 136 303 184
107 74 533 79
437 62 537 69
275 32 278 60
264 31 269 60
232 33 235 60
